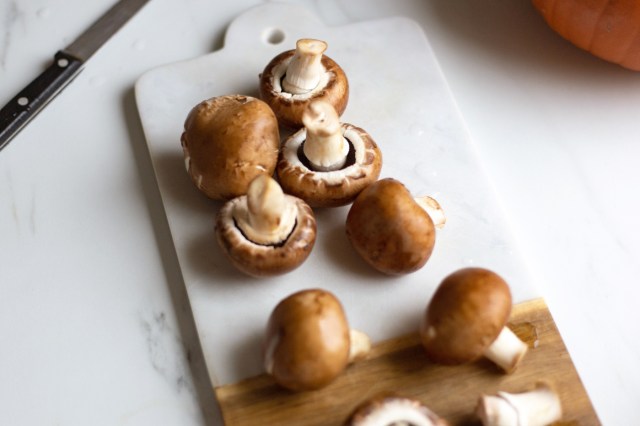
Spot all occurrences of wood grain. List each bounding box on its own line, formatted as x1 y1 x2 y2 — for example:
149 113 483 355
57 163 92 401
215 298 600 425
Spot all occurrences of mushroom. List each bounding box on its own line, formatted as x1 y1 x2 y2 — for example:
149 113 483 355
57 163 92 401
181 94 279 200
277 100 382 208
215 175 316 277
476 382 562 426
345 178 444 275
346 393 448 426
264 288 371 391
420 267 528 373
259 38 349 128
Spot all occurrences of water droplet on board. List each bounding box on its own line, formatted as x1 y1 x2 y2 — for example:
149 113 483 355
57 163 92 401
133 39 146 51
37 7 51 19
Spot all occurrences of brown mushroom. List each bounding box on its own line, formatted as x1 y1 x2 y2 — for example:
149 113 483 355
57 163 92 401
264 288 370 391
345 178 444 275
346 393 448 426
259 38 349 128
181 95 279 200
277 100 382 208
215 175 316 277
420 267 528 373
476 382 562 426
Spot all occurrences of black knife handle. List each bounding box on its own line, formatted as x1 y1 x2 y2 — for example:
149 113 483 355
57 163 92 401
0 51 83 151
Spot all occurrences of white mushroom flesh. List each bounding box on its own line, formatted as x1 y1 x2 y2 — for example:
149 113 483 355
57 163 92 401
263 331 280 375
414 196 446 229
482 326 528 373
272 60 332 100
184 154 191 173
282 39 327 95
348 329 371 363
282 126 366 185
302 100 349 172
477 382 562 426
354 398 445 426
233 175 297 246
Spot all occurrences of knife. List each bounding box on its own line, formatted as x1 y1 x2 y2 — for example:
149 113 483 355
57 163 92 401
0 0 150 151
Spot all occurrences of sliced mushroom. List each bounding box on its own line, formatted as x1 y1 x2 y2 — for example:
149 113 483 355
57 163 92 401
181 95 279 200
277 100 382 208
476 382 562 426
346 394 448 426
264 288 370 391
420 267 528 373
215 175 316 277
345 178 444 275
259 38 349 128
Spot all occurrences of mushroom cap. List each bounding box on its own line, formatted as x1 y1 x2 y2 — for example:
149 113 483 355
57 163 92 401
259 49 349 128
345 178 435 275
277 124 382 208
264 288 351 391
420 267 513 365
180 95 279 200
215 194 316 277
346 393 448 426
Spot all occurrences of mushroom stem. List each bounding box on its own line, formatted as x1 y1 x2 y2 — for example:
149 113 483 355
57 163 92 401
482 326 528 373
302 100 349 172
414 196 446 229
476 382 562 426
234 175 297 246
348 329 371 363
283 39 327 95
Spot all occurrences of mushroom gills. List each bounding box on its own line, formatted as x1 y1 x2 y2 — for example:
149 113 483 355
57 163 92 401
233 175 298 246
297 139 356 173
348 395 446 426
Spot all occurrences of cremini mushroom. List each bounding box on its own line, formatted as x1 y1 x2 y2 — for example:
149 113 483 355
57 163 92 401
259 38 349 128
420 267 528 373
264 288 370 391
345 178 444 275
476 382 562 426
277 100 382 208
346 393 448 426
215 175 316 277
181 94 279 200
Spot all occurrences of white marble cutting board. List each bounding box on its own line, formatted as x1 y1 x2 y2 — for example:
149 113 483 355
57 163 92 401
135 3 538 387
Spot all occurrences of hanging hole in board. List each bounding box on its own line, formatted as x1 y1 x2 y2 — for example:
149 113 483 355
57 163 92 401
263 28 285 45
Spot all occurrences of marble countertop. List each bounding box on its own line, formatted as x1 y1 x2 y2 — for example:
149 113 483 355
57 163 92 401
1 0 638 424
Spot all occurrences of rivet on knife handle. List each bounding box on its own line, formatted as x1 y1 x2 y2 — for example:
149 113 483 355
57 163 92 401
0 51 83 151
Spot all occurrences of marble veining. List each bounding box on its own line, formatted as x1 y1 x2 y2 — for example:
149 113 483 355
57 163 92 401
139 308 194 396
0 1 21 69
1 163 37 236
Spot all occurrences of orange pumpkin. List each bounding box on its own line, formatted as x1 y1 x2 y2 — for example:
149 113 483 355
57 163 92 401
532 0 640 71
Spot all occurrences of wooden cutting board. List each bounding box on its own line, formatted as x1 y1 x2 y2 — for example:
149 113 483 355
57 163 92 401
216 298 599 425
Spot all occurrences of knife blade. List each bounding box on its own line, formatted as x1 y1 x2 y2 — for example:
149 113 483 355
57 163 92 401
0 0 150 151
